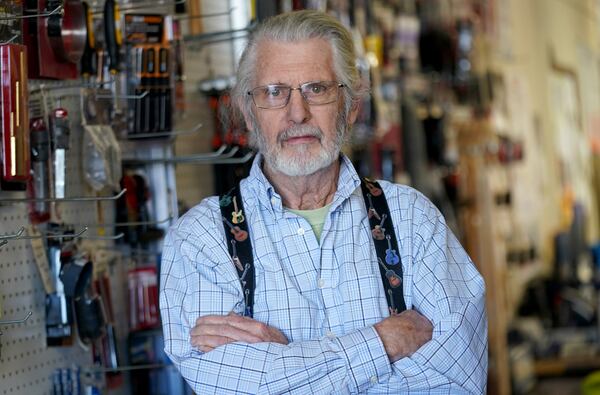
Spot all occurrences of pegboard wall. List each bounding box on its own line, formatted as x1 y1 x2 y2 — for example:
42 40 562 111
0 0 245 393
0 86 121 395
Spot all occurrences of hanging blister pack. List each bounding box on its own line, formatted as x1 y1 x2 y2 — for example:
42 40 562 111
82 124 122 191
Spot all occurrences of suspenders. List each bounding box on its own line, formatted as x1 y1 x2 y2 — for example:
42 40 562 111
219 192 255 318
219 178 406 318
360 178 407 314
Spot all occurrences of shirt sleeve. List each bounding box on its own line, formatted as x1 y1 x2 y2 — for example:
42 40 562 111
159 206 393 395
384 190 488 394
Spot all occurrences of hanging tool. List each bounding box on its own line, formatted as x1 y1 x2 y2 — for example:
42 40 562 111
46 230 73 344
104 0 122 74
158 46 170 132
80 1 97 77
50 108 70 200
0 43 30 186
96 274 121 376
47 0 87 64
29 117 51 223
143 46 155 133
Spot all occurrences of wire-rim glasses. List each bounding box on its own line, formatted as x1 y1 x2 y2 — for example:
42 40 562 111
247 81 345 109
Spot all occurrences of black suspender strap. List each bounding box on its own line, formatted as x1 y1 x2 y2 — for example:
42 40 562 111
219 178 406 318
219 186 255 318
360 178 407 315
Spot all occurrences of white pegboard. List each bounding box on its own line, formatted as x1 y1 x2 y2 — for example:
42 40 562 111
0 1 237 393
0 88 120 395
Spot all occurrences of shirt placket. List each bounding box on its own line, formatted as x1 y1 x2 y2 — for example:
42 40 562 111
318 208 344 338
286 213 336 332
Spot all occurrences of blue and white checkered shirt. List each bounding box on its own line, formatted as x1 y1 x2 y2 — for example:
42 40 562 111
160 154 487 394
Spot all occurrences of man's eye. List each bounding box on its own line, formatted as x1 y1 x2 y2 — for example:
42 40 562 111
267 87 282 97
309 84 326 94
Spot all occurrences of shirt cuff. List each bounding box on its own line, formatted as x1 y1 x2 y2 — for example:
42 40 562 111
334 326 392 392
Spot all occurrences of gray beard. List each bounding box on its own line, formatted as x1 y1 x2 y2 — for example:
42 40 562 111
250 113 348 177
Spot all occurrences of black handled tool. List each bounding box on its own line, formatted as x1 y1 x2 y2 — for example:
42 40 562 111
104 0 122 74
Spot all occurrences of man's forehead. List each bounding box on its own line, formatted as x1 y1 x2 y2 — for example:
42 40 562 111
253 38 336 85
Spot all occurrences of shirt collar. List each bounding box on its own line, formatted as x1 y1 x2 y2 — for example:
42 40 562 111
243 153 362 213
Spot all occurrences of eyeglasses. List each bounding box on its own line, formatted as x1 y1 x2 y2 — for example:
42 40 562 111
247 81 345 109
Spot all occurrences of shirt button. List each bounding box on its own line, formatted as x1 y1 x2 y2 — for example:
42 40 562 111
270 197 276 205
326 331 336 339
297 227 305 235
317 278 325 288
370 376 378 384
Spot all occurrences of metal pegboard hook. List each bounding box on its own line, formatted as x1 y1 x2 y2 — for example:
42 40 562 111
125 122 203 140
122 146 240 165
70 216 172 228
174 145 240 162
209 151 254 165
91 0 186 15
184 23 255 43
0 227 26 241
17 227 89 240
0 5 64 21
83 363 166 373
1 34 19 45
0 311 32 326
187 33 249 51
96 91 149 100
0 189 127 204
79 233 125 240
30 77 116 94
174 7 235 20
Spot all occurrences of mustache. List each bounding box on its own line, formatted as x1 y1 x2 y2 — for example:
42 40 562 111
277 125 324 144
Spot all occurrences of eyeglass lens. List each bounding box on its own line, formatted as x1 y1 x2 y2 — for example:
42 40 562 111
251 81 341 109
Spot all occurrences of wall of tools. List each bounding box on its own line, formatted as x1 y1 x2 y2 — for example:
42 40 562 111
0 0 253 394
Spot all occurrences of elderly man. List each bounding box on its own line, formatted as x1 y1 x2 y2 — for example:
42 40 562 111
160 10 487 394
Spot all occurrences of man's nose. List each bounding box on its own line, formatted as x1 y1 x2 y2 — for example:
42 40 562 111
287 88 311 124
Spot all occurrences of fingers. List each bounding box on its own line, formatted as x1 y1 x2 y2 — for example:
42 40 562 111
191 334 235 352
191 314 289 350
191 320 264 344
198 314 272 341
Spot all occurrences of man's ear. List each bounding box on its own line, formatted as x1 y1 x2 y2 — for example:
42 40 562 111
347 99 360 125
239 99 255 131
242 110 252 131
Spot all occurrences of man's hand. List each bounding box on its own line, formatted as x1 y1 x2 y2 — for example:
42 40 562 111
374 309 433 363
190 312 289 353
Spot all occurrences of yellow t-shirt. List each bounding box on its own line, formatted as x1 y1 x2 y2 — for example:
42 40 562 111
287 204 332 241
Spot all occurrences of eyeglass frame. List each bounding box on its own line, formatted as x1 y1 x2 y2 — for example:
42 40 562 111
247 80 346 109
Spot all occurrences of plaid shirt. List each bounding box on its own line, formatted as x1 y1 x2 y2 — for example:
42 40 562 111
160 154 487 394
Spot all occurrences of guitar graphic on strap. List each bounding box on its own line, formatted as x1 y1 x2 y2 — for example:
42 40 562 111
385 234 400 266
378 258 402 288
222 216 248 242
219 194 232 207
238 263 251 288
364 179 382 197
388 289 399 316
230 239 244 271
231 196 245 224
366 193 381 220
372 214 387 240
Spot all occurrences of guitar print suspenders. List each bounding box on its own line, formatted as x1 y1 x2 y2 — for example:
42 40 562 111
219 191 255 317
360 178 407 314
219 178 406 318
